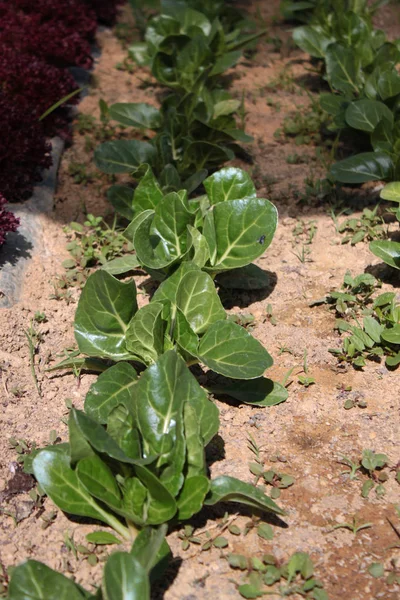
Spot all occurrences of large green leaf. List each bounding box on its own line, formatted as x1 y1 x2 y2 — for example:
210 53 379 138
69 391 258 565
177 475 210 520
101 256 140 276
330 152 394 183
371 119 393 153
94 140 156 174
103 552 150 600
76 455 122 509
74 271 137 361
134 192 194 269
135 465 177 524
109 103 162 130
130 525 170 578
33 447 113 523
84 363 138 424
131 350 203 495
204 198 277 270
205 475 284 515
370 240 400 269
377 68 400 100
152 262 200 304
8 561 87 600
198 320 273 379
176 269 226 334
325 43 360 94
345 99 393 132
132 163 164 212
293 25 334 58
125 302 166 365
107 405 142 460
381 324 400 344
203 167 256 204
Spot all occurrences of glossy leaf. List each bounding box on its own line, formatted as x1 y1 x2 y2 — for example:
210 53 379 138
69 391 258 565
331 152 393 183
132 163 164 212
380 181 400 202
176 269 226 334
76 455 122 509
101 255 140 276
74 271 137 361
130 524 169 573
203 167 256 204
107 185 135 220
85 363 138 424
8 560 87 600
94 140 156 174
103 552 150 600
205 475 284 515
204 198 277 270
198 320 273 379
125 302 166 365
135 465 177 524
293 25 333 58
345 99 393 132
177 475 210 520
325 43 360 94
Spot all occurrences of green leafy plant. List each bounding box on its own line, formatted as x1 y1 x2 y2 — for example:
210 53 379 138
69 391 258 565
312 270 380 316
329 291 400 368
228 550 328 599
94 91 253 192
339 449 390 497
370 182 400 269
108 167 278 290
336 206 386 245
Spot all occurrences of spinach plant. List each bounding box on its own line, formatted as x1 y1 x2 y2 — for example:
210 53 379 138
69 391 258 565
94 91 253 192
70 263 287 404
8 525 169 599
288 0 400 184
105 167 277 290
370 182 400 270
32 350 284 546
128 1 263 91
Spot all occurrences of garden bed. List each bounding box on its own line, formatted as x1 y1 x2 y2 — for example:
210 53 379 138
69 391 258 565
0 2 399 599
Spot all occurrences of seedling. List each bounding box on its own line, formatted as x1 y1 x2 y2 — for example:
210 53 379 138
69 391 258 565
24 320 42 397
228 551 328 599
330 516 373 535
265 304 277 326
338 450 390 497
337 207 386 245
313 271 380 317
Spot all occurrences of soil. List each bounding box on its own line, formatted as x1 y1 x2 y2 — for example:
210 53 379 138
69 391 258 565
0 2 399 599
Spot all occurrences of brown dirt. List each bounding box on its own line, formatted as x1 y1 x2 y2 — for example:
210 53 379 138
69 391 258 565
1 2 399 599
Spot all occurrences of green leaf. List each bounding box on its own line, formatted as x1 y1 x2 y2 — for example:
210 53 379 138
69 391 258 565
86 531 121 545
345 100 393 132
380 181 400 203
293 25 334 58
152 262 200 305
33 447 113 522
257 523 274 540
76 455 122 510
8 560 86 600
325 43 360 94
331 152 393 183
205 476 284 515
215 264 271 290
103 552 150 600
94 140 156 174
370 240 400 270
177 475 210 520
107 404 142 459
198 320 273 379
107 185 135 220
213 99 241 119
132 163 164 212
125 302 166 365
134 192 194 269
74 271 137 361
176 270 226 334
210 50 242 76
109 103 162 129
368 562 385 578
206 377 288 406
363 317 384 344
135 465 177 524
381 324 400 344
101 255 140 275
173 308 199 356
203 167 256 204
205 198 277 270
132 350 202 495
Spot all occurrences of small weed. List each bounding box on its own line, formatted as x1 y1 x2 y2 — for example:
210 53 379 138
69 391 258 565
68 161 96 185
265 303 277 326
228 312 255 330
247 434 294 499
339 449 390 497
228 551 328 599
330 516 373 535
265 67 296 92
265 96 281 112
286 152 307 164
24 320 43 397
337 206 387 245
292 219 317 245
278 102 329 146
311 271 380 317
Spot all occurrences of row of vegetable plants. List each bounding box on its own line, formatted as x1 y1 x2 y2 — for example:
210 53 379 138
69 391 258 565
282 0 400 270
6 2 289 598
0 0 122 246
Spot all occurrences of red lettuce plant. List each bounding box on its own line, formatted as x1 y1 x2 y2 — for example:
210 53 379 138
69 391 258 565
0 195 20 246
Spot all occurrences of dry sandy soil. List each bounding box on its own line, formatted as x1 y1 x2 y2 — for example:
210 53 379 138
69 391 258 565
0 2 399 599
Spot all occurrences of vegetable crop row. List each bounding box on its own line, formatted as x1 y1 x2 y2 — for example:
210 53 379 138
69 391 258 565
6 3 288 598
282 0 400 270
